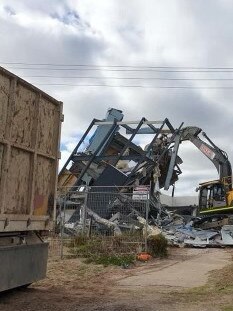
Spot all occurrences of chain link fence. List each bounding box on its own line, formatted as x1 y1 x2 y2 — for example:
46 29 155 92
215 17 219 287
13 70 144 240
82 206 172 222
52 186 150 259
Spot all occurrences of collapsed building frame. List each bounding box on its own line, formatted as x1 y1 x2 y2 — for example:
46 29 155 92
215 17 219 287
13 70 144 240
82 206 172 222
59 108 184 196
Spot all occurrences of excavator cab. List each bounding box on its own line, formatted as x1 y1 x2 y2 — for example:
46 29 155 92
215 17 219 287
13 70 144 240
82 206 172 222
180 126 232 216
198 180 227 214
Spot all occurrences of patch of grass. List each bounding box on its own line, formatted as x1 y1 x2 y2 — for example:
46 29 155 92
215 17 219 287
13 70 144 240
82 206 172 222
210 262 233 290
66 236 136 266
84 254 135 267
147 234 168 258
68 236 105 258
222 306 233 311
186 284 209 295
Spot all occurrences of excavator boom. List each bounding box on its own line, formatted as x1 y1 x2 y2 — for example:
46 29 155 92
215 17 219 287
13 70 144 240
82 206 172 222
180 126 232 190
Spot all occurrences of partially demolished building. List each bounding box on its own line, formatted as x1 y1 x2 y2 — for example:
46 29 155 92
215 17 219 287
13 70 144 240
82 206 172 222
58 108 233 246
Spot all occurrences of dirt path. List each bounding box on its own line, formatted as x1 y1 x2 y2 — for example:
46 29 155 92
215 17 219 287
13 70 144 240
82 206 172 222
0 248 232 311
118 248 231 289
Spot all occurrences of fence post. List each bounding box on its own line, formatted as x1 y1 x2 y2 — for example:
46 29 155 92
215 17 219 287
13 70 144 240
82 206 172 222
60 197 64 259
145 190 149 252
82 186 88 235
61 193 68 259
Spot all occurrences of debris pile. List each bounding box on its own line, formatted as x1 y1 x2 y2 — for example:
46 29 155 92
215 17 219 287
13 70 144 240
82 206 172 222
162 222 233 247
59 187 233 247
153 211 233 247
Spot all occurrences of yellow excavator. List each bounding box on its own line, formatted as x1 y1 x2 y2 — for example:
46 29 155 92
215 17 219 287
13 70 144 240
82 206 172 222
180 127 233 216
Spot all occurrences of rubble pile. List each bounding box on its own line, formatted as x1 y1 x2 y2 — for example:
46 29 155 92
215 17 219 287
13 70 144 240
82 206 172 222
60 189 233 247
155 209 233 247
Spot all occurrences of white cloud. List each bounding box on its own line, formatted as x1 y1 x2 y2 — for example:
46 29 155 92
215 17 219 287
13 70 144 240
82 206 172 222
0 0 232 195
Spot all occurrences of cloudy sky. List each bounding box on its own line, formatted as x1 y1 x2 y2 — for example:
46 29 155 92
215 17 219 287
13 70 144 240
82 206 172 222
0 0 233 196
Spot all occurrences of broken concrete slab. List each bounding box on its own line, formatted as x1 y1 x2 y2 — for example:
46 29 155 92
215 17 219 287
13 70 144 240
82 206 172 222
221 225 233 245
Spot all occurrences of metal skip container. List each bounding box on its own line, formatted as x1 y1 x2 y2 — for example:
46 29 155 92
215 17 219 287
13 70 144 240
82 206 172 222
0 66 63 291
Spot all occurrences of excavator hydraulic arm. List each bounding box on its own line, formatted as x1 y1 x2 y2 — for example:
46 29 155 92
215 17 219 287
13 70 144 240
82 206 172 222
180 126 232 191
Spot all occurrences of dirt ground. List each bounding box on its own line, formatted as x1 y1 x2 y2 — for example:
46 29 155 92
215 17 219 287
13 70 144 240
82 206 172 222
1 248 233 311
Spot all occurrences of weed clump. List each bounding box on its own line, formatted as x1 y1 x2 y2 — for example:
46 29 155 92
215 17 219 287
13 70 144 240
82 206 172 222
147 234 168 258
67 236 136 266
85 254 135 267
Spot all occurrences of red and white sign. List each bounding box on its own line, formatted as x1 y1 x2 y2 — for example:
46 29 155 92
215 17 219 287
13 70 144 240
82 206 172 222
133 186 149 200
